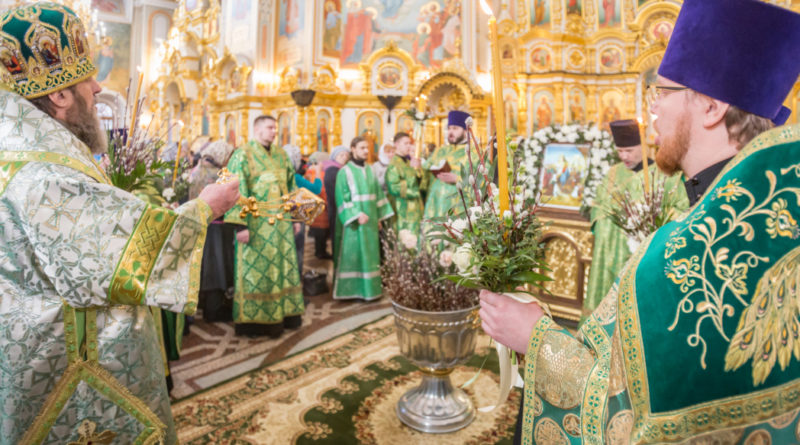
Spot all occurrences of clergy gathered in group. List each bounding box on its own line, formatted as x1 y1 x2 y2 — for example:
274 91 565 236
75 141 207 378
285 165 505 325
3 0 800 443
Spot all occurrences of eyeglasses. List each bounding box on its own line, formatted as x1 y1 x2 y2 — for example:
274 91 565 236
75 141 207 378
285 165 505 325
646 84 689 107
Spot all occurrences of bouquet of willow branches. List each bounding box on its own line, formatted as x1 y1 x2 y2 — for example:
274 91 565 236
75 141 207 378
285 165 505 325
431 122 550 293
105 128 170 193
104 88 171 194
604 172 681 252
381 229 478 311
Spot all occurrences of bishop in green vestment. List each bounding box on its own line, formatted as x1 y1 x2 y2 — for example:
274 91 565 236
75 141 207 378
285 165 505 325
423 110 480 233
225 116 304 337
334 137 394 300
479 2 800 442
0 6 241 442
585 120 688 313
385 132 427 234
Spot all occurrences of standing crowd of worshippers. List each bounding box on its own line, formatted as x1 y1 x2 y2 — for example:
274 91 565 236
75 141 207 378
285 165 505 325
184 109 479 330
4 0 800 443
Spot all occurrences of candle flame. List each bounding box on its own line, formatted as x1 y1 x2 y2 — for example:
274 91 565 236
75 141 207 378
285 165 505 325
136 65 142 73
637 116 644 125
479 0 493 16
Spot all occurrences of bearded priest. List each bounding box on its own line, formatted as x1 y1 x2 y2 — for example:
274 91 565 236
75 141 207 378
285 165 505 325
0 3 239 443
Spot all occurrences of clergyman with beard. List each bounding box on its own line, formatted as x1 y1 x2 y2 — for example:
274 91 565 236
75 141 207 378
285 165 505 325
477 0 800 443
421 110 480 235
0 3 240 443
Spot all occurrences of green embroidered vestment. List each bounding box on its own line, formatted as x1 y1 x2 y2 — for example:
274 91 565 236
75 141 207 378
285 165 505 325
0 90 210 444
385 154 427 234
519 125 800 444
585 162 688 313
422 143 479 232
224 140 304 325
333 162 394 300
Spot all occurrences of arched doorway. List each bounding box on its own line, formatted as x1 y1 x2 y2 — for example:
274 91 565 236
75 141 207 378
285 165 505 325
415 72 489 148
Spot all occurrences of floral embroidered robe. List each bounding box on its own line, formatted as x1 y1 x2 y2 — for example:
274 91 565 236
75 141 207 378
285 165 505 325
385 154 427 235
333 162 394 300
224 141 304 325
0 91 210 444
422 143 480 233
585 162 688 313
520 125 800 444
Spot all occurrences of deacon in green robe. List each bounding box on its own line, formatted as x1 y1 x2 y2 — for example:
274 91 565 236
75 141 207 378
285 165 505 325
585 120 689 313
479 2 800 442
385 132 427 234
225 116 304 337
334 137 394 300
422 110 481 233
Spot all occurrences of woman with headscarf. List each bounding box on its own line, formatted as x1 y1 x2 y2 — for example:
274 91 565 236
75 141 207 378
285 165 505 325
283 144 322 275
371 142 394 192
188 140 237 322
323 145 350 266
306 151 332 259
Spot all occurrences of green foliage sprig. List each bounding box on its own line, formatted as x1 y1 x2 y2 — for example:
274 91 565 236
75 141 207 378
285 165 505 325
431 124 551 293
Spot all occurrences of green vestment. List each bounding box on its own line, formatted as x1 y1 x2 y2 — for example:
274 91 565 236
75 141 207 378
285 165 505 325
385 154 427 234
584 162 689 313
519 125 800 444
0 90 210 444
422 143 479 232
224 140 304 325
333 162 394 300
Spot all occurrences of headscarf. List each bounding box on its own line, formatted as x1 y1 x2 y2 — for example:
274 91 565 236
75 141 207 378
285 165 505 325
282 144 302 171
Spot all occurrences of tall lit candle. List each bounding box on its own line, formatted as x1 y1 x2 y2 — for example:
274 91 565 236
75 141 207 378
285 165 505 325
637 117 650 195
128 67 143 145
172 120 184 186
481 0 509 213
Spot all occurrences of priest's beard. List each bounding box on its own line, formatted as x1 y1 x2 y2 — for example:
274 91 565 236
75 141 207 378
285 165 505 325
62 92 107 155
655 112 691 175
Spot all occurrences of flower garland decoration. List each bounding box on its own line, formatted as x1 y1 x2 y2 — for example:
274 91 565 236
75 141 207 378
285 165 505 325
517 123 617 217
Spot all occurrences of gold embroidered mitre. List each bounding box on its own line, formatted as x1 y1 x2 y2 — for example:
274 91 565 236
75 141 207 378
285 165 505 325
0 2 96 99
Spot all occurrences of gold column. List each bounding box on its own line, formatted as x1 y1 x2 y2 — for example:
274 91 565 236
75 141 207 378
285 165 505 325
296 107 306 151
191 100 202 140
210 110 220 140
332 108 342 147
586 85 598 125
240 112 248 145
624 84 637 118
306 106 317 155
515 77 527 135
554 84 565 126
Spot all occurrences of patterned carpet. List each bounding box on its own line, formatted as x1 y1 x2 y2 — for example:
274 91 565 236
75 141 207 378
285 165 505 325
169 244 394 400
170 291 392 399
171 316 520 444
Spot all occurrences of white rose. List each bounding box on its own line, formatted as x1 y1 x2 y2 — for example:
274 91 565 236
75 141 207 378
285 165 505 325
439 250 454 268
181 172 189 180
398 229 418 250
452 243 473 273
450 218 468 235
415 111 425 120
162 187 175 201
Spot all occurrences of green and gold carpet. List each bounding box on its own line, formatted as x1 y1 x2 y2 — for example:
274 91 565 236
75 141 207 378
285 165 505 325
172 315 520 444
